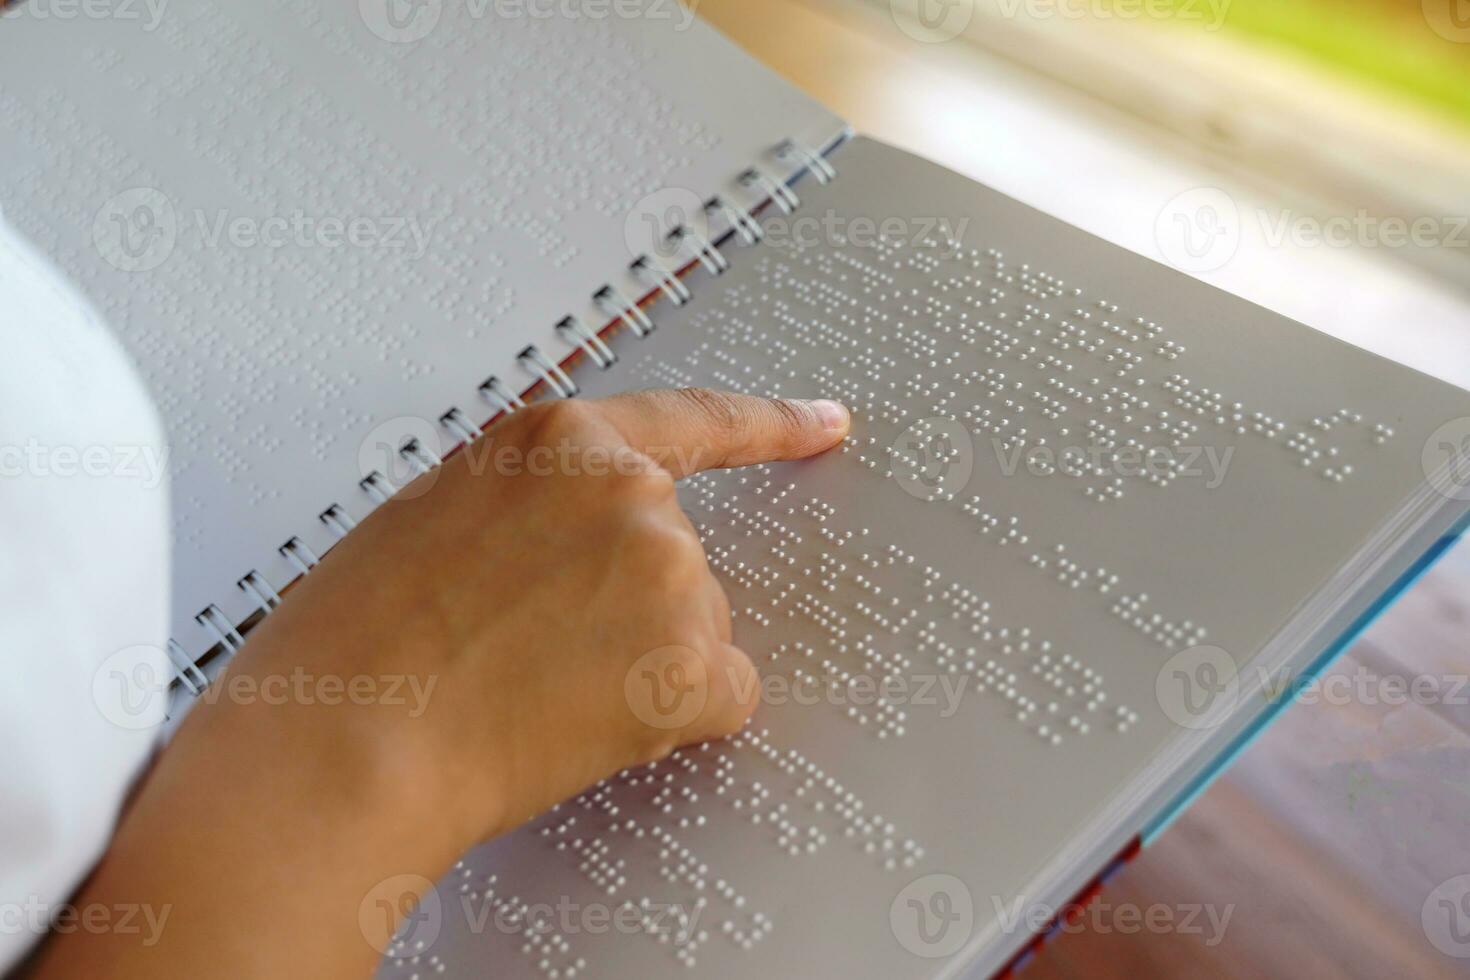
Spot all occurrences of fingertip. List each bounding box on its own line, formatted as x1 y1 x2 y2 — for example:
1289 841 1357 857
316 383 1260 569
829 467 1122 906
806 399 850 435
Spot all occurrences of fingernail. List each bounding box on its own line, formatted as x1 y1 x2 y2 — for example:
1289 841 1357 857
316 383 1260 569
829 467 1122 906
808 399 850 431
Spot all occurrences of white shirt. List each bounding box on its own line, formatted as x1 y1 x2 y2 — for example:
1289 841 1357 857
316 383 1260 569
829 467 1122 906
0 215 171 971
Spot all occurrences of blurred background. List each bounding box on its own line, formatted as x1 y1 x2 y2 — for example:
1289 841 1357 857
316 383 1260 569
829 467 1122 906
693 0 1470 976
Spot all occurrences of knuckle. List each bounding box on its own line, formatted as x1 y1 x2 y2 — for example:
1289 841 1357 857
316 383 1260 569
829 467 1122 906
624 517 706 585
516 398 597 448
607 465 677 507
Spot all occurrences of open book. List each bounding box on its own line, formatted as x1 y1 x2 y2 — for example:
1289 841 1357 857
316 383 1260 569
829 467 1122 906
3 2 1468 976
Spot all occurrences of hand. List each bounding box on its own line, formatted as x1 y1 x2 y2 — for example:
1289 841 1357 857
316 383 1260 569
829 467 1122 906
32 388 849 980
239 387 852 842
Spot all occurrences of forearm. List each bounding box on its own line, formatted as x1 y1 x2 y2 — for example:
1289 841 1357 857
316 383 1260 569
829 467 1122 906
28 670 463 979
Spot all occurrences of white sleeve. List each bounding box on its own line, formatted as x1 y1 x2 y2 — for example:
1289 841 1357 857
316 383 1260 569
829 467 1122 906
0 216 172 971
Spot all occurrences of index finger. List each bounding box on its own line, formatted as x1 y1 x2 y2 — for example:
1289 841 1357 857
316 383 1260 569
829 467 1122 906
595 388 851 479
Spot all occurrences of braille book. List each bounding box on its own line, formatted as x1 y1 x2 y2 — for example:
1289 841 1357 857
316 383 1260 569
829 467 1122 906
3 3 1468 978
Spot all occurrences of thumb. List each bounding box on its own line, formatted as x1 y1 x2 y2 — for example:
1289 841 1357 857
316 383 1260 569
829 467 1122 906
595 388 850 479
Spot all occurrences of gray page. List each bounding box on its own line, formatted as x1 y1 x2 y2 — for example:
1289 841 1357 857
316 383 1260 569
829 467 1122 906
390 136 1470 980
0 0 845 657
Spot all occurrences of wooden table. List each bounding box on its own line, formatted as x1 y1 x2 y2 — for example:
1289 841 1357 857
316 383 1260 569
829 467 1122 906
695 1 1470 975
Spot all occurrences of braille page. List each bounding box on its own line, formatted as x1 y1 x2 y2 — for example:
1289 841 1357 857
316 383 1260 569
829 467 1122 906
0 0 844 657
398 137 1470 979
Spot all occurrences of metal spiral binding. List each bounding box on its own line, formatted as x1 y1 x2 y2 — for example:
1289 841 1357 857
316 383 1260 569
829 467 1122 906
479 375 526 415
196 604 244 655
777 139 837 184
167 640 208 694
519 344 580 398
360 470 395 504
162 136 838 695
441 407 483 444
671 224 729 276
320 504 356 539
399 438 441 476
709 195 764 246
594 285 654 338
239 570 283 616
557 315 617 369
279 536 320 576
631 255 693 306
740 166 799 214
